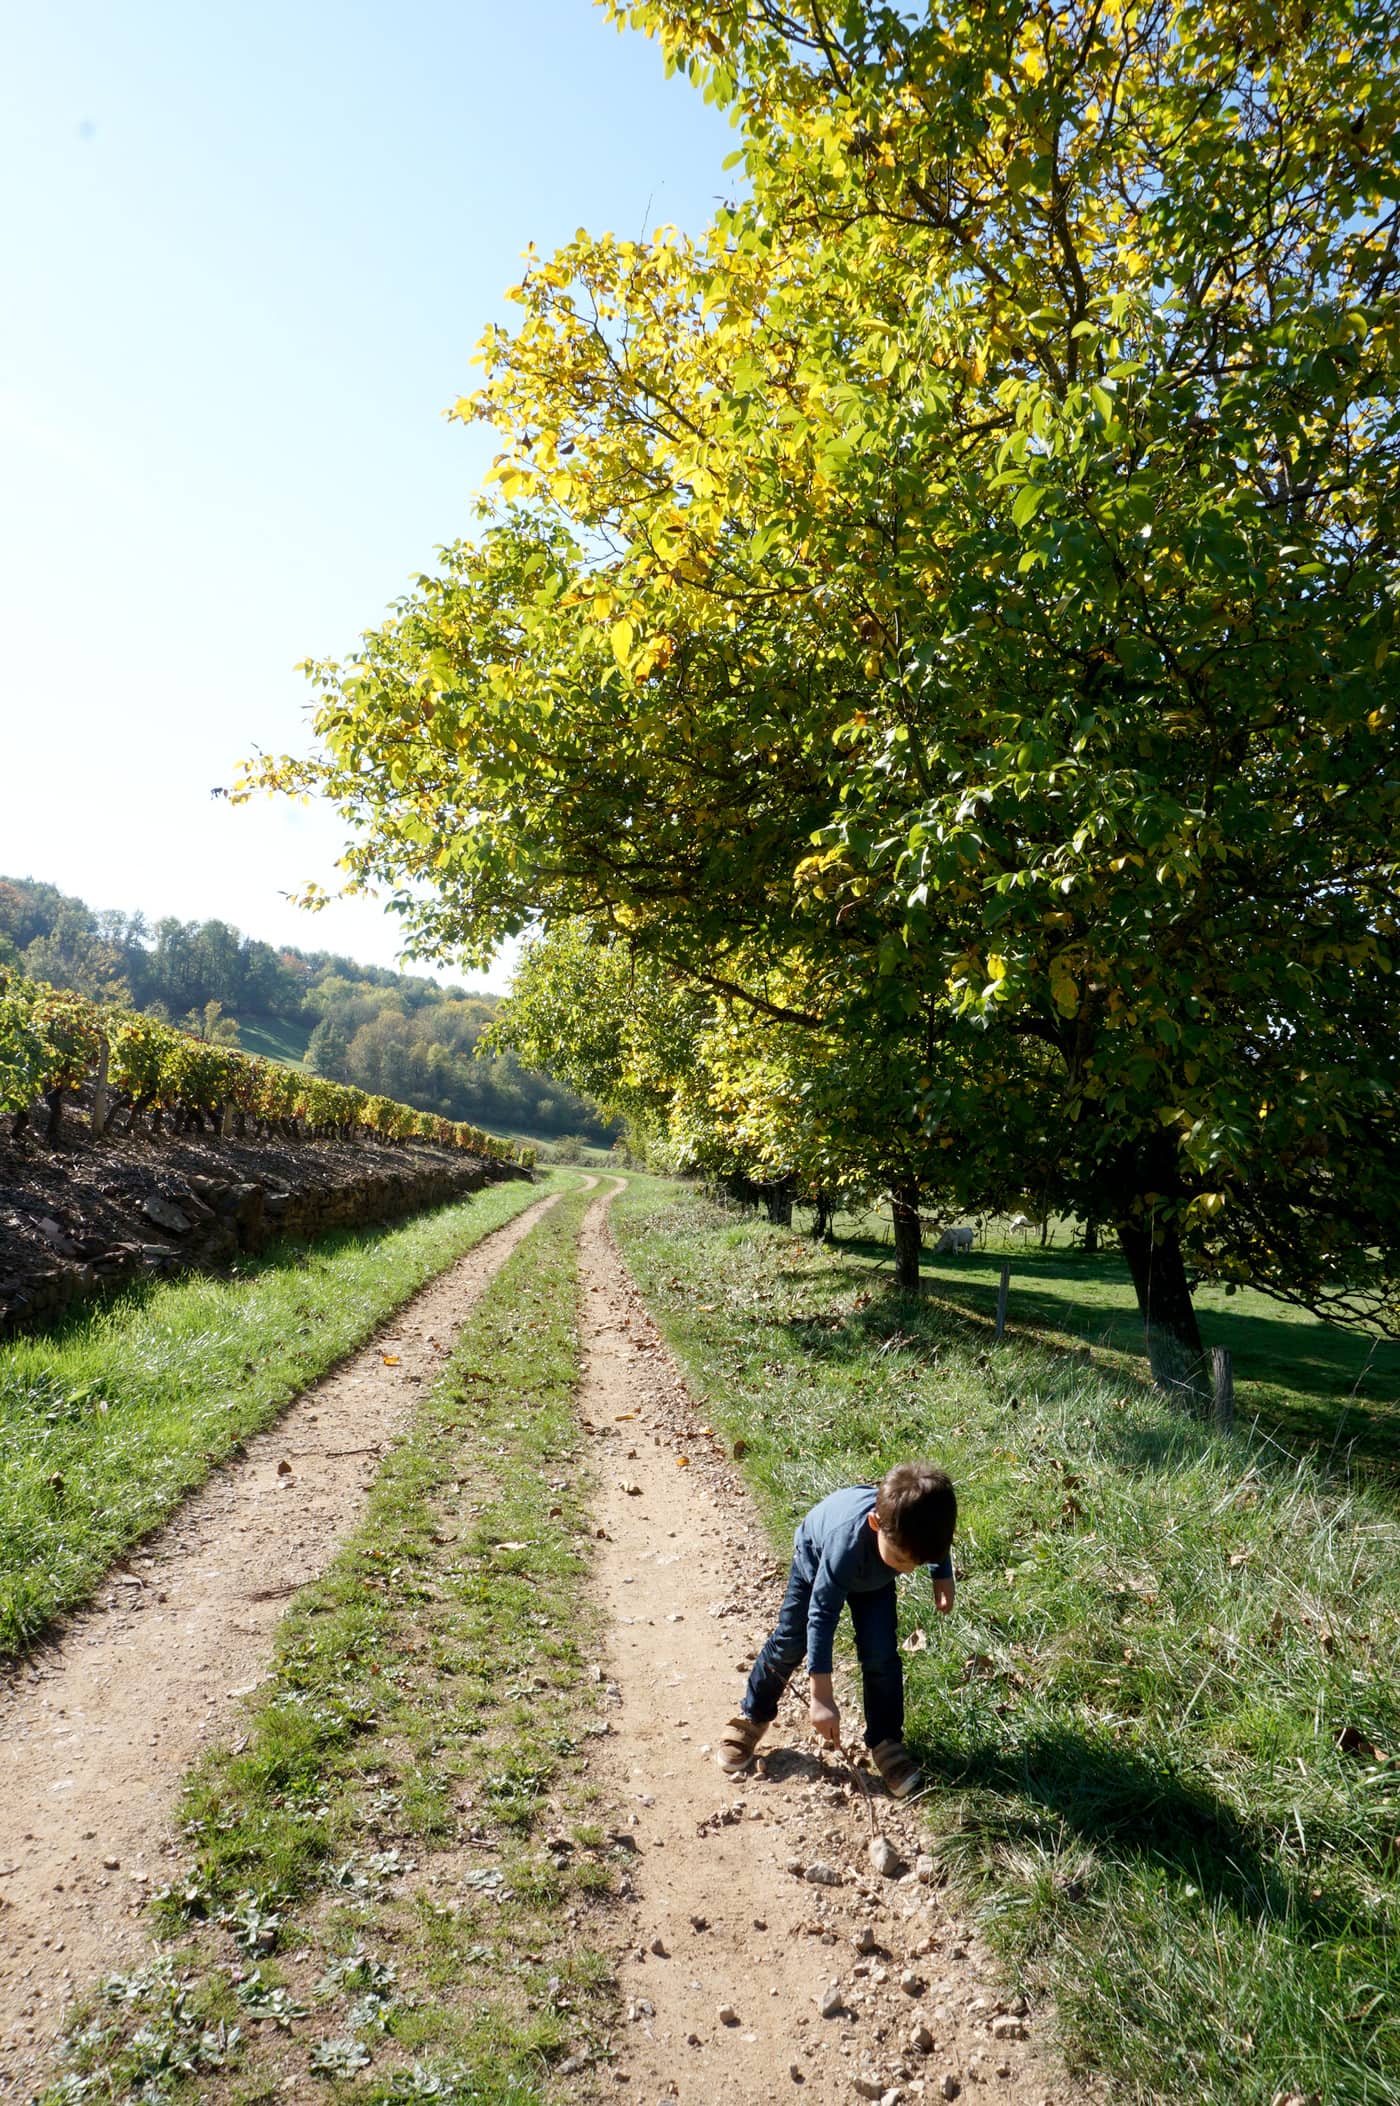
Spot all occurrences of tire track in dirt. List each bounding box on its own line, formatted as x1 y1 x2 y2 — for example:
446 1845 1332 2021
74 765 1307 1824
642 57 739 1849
0 1183 572 2088
577 1183 1099 2106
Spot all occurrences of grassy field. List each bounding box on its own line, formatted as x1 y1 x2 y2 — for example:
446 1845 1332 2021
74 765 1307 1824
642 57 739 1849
0 1174 553 1658
233 1015 312 1067
613 1180 1400 2106
43 1177 615 2106
816 1202 1400 1486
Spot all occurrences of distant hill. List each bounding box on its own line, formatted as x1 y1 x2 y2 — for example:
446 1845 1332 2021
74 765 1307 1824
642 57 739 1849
0 875 614 1146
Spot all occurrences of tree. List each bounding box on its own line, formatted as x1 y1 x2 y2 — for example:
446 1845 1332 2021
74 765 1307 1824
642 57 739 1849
180 999 240 1047
307 1015 352 1081
243 0 1400 1375
22 913 131 1007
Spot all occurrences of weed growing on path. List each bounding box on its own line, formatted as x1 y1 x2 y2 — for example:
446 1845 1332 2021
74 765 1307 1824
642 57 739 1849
613 1182 1400 2106
0 1175 553 1656
40 1179 613 2105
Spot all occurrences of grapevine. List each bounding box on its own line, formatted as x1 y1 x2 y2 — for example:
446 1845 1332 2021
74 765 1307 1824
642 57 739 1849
0 973 530 1165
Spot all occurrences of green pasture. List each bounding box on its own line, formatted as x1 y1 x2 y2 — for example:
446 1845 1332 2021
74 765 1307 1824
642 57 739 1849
232 1013 311 1067
816 1202 1400 1484
614 1179 1400 2106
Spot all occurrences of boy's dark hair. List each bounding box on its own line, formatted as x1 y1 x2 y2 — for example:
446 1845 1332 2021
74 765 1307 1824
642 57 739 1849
875 1462 956 1564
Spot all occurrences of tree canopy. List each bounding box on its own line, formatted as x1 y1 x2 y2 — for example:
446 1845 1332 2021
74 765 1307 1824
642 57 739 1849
241 0 1400 1373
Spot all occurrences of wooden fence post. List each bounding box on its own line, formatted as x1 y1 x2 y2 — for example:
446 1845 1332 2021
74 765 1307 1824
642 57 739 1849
1210 1346 1234 1431
90 1034 111 1139
994 1262 1011 1343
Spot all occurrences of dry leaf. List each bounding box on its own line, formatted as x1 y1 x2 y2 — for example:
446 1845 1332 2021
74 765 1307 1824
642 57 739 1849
621 1481 643 1497
1228 1547 1251 1568
382 1354 401 1366
676 1456 691 1468
902 1628 928 1654
614 1411 637 1422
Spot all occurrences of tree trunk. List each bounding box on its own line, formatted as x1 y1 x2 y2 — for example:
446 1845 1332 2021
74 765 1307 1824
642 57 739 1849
1083 1219 1100 1255
764 1179 794 1228
891 1182 922 1293
1117 1216 1206 1402
810 1190 833 1242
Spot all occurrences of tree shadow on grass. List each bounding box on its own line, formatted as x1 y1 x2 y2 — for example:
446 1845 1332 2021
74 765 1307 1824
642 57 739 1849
916 1722 1390 1951
774 1237 1400 1490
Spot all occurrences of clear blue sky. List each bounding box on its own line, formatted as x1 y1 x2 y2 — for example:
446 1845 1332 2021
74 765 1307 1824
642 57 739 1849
0 0 733 988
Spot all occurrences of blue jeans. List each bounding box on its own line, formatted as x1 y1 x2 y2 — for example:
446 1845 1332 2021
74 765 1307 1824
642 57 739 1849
742 1559 903 1748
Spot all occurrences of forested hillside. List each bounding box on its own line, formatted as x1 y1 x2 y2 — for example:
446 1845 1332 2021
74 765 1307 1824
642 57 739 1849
0 876 612 1144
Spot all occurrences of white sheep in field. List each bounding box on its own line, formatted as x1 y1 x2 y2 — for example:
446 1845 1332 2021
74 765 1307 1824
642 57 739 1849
934 1225 975 1255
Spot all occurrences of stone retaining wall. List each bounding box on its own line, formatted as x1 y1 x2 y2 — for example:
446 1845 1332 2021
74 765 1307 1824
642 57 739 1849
1 1146 529 1336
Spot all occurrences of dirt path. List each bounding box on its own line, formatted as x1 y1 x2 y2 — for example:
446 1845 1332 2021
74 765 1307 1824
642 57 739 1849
578 1185 1096 2106
0 1185 567 2090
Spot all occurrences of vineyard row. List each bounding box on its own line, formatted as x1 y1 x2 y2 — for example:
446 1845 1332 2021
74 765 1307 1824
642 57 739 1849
0 974 534 1166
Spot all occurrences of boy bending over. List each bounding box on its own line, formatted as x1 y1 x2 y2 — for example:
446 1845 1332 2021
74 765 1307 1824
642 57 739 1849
716 1462 956 1799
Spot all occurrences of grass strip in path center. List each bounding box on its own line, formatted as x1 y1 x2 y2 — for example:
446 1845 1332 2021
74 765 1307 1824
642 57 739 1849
39 1177 619 2106
0 1173 556 1659
612 1179 1400 2106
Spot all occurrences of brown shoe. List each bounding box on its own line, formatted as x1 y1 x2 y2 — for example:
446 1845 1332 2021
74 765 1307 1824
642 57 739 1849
870 1738 923 1799
716 1715 768 1778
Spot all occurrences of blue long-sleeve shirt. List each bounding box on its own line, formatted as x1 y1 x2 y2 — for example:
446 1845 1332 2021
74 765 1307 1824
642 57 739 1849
794 1485 954 1674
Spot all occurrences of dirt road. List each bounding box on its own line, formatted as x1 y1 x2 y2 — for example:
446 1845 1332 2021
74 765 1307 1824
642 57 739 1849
576 1185 1092 2106
1 1176 1097 2106
0 1189 562 2091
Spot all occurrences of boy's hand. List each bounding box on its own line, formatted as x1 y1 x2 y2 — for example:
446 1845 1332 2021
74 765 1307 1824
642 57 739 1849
808 1673 841 1746
932 1576 956 1615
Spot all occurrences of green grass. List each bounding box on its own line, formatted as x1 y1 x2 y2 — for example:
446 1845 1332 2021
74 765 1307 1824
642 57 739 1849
0 1174 554 1658
818 1202 1400 1485
233 1015 311 1067
613 1182 1400 2106
44 1177 613 2106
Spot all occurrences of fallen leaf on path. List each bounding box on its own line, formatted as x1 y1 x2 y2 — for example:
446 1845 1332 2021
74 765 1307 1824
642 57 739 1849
614 1412 637 1421
381 1355 401 1366
676 1456 690 1467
